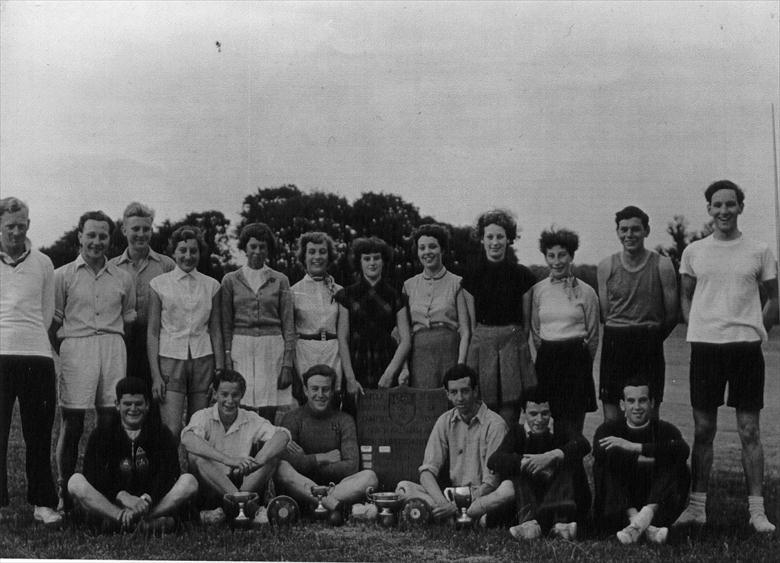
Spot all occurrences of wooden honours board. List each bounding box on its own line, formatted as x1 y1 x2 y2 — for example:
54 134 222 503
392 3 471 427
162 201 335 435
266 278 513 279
356 387 448 491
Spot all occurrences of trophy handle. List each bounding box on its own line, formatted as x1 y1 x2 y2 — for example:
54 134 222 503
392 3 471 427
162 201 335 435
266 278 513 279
365 486 375 502
443 487 454 502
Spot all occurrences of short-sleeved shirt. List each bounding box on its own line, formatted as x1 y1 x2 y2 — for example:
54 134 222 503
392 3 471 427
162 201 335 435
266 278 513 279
462 259 536 326
419 402 507 490
149 267 220 359
54 255 137 339
291 275 343 335
182 404 289 459
1 241 55 357
109 248 175 327
680 235 776 343
403 268 463 333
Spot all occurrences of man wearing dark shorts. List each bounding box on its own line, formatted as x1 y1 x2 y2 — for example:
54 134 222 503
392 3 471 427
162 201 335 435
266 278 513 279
675 180 778 533
597 206 678 421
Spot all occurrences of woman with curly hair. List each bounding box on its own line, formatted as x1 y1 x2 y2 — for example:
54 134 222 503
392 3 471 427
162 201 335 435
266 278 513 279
291 232 344 394
403 224 470 388
221 223 295 423
336 236 411 415
530 227 599 438
462 209 537 425
147 225 224 440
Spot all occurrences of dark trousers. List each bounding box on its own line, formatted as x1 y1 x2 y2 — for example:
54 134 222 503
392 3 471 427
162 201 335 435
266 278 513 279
594 455 690 531
513 464 590 531
0 355 58 507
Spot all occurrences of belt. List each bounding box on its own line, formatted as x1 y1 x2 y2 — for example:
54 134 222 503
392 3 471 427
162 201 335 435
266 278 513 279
298 331 338 341
417 322 456 332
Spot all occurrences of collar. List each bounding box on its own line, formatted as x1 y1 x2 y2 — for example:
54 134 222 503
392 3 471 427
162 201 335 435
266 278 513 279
626 418 651 430
304 273 325 283
524 421 551 437
174 266 198 280
116 247 164 264
449 401 486 425
75 253 110 274
209 404 247 433
422 266 448 281
0 238 32 266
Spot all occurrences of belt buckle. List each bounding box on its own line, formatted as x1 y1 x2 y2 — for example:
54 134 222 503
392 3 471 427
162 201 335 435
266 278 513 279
320 330 327 341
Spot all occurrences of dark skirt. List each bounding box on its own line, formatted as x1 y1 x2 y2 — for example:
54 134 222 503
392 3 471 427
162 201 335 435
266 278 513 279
410 326 459 388
536 339 597 419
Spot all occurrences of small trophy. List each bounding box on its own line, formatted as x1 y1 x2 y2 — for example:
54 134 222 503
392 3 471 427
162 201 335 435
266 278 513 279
366 487 402 527
310 483 336 518
223 492 259 529
444 486 473 529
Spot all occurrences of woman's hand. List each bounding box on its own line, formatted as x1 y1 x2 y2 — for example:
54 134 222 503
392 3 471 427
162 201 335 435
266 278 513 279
151 376 166 403
277 366 293 390
397 368 410 386
346 377 364 397
377 369 395 388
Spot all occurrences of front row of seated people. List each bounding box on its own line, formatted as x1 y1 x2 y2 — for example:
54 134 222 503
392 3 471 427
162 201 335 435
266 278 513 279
69 364 689 544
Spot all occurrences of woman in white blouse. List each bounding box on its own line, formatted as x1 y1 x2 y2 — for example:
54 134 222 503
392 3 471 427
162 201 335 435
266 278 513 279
529 227 599 439
147 226 223 440
290 232 343 396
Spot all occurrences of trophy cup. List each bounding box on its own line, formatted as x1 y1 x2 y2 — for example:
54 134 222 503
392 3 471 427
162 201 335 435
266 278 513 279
222 491 259 529
310 482 336 518
365 487 402 527
444 486 473 529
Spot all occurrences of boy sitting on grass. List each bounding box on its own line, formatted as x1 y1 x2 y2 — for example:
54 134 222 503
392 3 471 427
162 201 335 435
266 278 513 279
68 377 197 533
181 369 290 526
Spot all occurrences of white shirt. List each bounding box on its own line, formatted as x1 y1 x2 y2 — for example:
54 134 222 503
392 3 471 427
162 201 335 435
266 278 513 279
291 275 342 335
149 267 220 359
680 235 776 344
182 404 290 458
0 242 54 357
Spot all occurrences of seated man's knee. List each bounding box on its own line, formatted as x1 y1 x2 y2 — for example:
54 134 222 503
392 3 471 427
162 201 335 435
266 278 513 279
67 473 88 498
179 473 199 496
496 479 516 502
275 460 298 485
359 470 379 488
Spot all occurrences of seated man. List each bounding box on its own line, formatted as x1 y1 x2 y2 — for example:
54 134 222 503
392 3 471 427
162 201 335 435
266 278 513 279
276 364 378 525
181 369 290 526
396 364 512 525
487 393 591 541
593 378 690 545
68 377 197 533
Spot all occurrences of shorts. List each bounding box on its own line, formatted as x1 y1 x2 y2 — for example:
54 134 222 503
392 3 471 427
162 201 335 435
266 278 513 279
59 334 126 409
599 325 665 404
689 341 765 411
536 339 597 419
160 354 214 395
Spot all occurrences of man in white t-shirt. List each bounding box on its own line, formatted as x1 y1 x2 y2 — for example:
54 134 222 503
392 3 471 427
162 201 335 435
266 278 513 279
675 180 778 533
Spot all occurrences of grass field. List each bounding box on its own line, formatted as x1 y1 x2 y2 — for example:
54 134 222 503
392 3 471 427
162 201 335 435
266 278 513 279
1 327 778 561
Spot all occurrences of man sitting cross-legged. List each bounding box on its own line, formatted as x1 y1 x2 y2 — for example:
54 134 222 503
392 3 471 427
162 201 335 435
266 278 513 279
68 377 197 533
181 369 290 526
276 364 378 525
396 364 511 525
487 393 591 541
593 378 690 545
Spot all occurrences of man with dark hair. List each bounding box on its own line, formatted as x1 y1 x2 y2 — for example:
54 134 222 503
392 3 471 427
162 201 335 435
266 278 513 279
593 379 690 545
0 197 61 525
396 364 510 524
275 364 378 525
109 203 175 391
68 377 197 533
181 369 290 526
488 393 591 541
53 210 137 511
597 205 678 421
675 180 778 532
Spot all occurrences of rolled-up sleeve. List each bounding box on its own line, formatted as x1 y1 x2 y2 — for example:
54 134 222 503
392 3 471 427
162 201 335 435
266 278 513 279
418 414 448 477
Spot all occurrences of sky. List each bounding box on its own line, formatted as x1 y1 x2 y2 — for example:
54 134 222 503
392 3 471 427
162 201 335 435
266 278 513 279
1 1 779 264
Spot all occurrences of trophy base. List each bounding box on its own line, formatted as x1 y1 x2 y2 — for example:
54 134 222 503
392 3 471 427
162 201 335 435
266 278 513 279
401 498 431 527
267 495 300 526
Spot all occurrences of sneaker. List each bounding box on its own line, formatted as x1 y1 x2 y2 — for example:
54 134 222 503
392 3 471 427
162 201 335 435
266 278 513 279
199 507 225 526
551 521 577 540
252 506 269 527
510 519 542 541
33 506 63 526
645 525 668 544
749 513 776 534
617 523 642 544
673 504 706 527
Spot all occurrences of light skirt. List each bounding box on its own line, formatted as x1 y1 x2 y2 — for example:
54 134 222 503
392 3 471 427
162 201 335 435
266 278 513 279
232 334 290 408
294 339 342 385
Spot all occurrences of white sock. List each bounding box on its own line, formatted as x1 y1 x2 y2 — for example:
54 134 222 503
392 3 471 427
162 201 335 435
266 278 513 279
688 492 707 514
748 496 776 532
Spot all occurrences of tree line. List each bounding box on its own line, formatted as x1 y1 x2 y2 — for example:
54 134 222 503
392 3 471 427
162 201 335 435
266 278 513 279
40 184 708 290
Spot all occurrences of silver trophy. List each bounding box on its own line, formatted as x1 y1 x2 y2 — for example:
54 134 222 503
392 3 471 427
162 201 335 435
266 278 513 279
366 487 402 527
444 486 473 529
310 482 336 518
223 491 259 529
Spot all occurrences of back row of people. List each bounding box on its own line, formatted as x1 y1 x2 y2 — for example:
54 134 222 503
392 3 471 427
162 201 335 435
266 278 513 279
1 178 776 533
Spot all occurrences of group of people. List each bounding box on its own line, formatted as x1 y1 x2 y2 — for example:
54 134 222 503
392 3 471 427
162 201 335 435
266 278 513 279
0 178 777 543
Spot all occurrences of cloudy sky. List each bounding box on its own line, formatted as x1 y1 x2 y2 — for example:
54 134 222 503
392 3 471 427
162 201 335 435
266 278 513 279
1 1 778 264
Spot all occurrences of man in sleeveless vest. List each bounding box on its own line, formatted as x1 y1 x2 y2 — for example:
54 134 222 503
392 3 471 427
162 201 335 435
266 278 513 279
597 206 678 421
